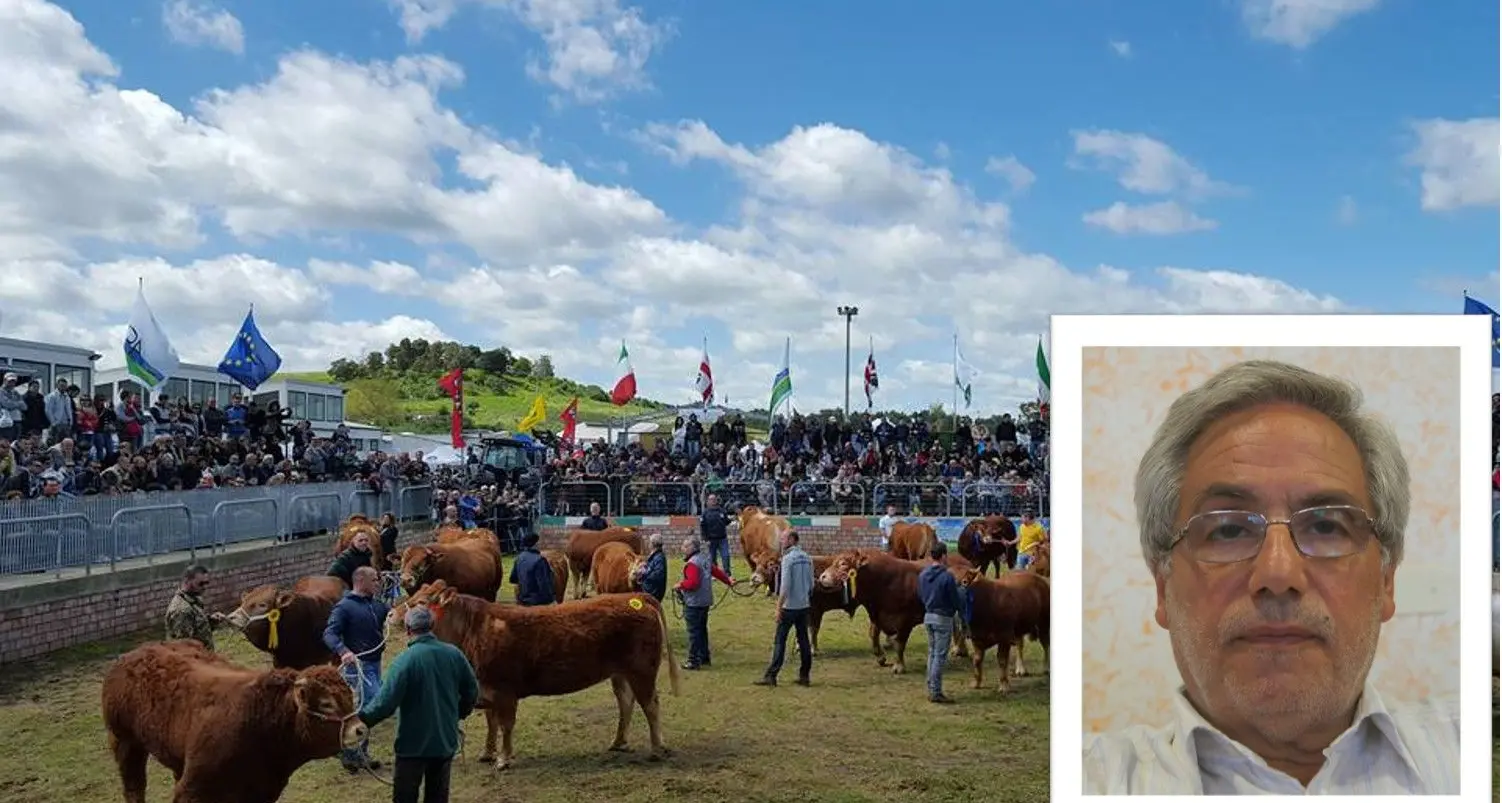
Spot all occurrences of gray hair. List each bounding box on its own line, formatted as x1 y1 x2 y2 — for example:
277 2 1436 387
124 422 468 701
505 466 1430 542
684 537 702 554
404 605 434 634
1135 359 1409 575
648 533 663 549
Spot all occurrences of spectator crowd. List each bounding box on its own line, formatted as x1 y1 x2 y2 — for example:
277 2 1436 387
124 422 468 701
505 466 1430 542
0 371 432 501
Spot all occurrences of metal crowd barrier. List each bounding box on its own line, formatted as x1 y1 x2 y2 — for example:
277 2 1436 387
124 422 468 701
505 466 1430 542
0 480 438 576
539 478 1047 518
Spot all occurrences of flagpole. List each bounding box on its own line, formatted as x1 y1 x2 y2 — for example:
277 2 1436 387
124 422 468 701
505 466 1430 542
951 333 959 433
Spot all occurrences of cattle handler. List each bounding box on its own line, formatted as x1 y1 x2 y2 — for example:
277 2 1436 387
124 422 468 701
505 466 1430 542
329 529 376 588
1016 511 1046 570
674 537 738 670
917 542 965 704
324 566 391 773
163 564 226 650
358 605 479 803
634 533 669 602
509 532 556 605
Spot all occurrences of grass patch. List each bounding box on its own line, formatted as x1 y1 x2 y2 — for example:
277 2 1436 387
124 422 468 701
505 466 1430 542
0 559 1049 803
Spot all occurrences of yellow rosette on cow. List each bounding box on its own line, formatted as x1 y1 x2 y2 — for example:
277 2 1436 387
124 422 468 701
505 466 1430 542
264 608 281 649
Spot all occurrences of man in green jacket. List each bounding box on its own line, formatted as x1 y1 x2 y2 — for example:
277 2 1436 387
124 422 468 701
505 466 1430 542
357 605 480 803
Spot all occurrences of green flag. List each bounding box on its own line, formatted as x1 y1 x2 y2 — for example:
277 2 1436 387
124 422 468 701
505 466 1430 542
1036 336 1050 404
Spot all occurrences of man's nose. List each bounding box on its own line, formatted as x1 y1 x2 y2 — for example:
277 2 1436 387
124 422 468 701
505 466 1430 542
1246 521 1309 596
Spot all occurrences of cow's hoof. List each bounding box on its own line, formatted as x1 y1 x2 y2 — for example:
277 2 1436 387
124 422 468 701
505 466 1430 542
608 744 633 753
1015 668 1029 677
648 749 669 762
477 753 495 763
996 685 1011 695
891 665 906 676
493 759 512 772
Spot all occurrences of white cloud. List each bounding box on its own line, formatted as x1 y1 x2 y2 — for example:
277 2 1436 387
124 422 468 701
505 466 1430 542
1071 129 1230 198
1335 194 1358 225
162 0 244 55
1405 117 1500 212
1240 0 1381 49
1083 201 1218 235
386 0 671 103
1109 39 1132 57
985 155 1036 194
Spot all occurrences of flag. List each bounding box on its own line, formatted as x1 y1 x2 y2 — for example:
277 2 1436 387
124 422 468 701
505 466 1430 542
217 307 282 391
695 338 714 408
1036 335 1051 404
437 367 465 448
559 396 579 444
518 394 546 431
123 280 180 392
863 336 879 409
769 337 793 416
954 338 976 409
1463 294 1500 368
610 340 637 405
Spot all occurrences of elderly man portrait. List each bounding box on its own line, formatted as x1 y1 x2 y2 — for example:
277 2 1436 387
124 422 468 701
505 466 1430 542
1083 359 1459 795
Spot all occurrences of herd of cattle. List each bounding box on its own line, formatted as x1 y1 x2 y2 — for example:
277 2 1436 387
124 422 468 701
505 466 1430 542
96 509 1050 803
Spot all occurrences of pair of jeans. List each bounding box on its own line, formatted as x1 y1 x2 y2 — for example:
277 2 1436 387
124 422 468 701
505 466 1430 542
764 607 812 681
682 605 710 666
924 614 954 699
392 757 452 803
340 660 382 765
705 539 734 578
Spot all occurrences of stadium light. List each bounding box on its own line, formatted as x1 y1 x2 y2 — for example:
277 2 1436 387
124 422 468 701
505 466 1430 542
837 306 859 417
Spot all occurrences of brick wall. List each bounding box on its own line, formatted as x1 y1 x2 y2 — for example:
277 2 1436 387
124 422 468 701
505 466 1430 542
537 519 886 558
0 526 435 665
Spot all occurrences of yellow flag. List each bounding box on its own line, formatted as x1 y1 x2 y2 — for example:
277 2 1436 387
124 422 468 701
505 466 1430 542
518 395 546 431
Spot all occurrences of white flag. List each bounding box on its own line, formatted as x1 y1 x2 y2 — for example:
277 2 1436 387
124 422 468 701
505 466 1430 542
954 339 977 409
695 339 714 407
124 281 180 392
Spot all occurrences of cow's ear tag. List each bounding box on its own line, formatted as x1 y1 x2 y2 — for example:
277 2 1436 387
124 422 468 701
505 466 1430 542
629 598 644 610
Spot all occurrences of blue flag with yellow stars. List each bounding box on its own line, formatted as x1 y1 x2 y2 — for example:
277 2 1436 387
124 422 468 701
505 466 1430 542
1463 294 1500 368
218 307 282 390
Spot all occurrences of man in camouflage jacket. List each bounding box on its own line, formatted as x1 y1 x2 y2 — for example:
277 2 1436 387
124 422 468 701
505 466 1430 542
164 564 222 650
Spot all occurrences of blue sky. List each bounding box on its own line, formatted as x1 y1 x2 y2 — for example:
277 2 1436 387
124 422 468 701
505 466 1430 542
3 0 1497 417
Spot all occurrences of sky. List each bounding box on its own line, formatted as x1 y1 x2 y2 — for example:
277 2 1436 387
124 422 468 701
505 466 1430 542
1 0 1497 417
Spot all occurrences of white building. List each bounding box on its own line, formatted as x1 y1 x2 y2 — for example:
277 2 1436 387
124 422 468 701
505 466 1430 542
0 336 102 394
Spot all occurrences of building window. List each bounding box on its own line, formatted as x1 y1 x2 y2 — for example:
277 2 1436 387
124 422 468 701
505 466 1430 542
7 359 50 386
190 380 217 405
163 378 190 403
93 384 112 402
308 393 325 421
217 383 235 408
119 380 146 402
328 395 344 423
54 364 90 393
253 391 279 409
288 390 307 419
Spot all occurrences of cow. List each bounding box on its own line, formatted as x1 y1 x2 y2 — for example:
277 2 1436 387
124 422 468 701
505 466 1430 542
590 541 641 595
221 575 346 669
541 549 570 603
331 514 387 568
1028 541 1051 578
398 539 505 601
564 527 643 598
101 640 366 803
952 566 1050 692
886 521 939 561
733 505 789 580
435 525 501 552
956 515 1016 578
816 550 974 673
391 579 680 771
748 550 861 656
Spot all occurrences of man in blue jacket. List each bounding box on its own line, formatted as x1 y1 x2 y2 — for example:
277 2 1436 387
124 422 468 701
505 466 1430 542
633 534 668 601
358 605 479 803
699 494 733 579
916 542 965 704
323 566 391 772
508 532 555 605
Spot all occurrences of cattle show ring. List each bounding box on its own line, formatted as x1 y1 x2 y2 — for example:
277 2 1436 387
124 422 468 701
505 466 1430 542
0 508 1050 803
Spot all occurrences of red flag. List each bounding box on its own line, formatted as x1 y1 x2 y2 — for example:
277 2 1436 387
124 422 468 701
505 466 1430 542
559 396 579 445
437 368 465 448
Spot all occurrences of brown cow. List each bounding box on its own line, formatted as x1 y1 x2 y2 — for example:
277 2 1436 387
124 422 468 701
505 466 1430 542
733 506 789 579
590 541 640 595
101 640 366 803
331 515 387 568
399 539 505 601
886 521 938 560
1028 541 1051 578
817 550 976 673
391 580 680 771
541 549 570 603
749 550 861 656
221 576 346 669
952 566 1050 691
956 516 1016 578
435 525 501 552
565 527 643 598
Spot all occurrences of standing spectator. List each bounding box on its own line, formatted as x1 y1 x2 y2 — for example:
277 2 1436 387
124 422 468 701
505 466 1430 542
1016 511 1046 569
357 605 479 803
322 566 390 774
379 512 400 563
699 493 734 580
579 502 609 531
225 393 249 440
44 378 74 444
0 373 25 440
508 533 556 606
916 543 964 704
877 504 898 551
201 397 226 439
21 380 47 439
633 534 668 602
163 564 223 650
753 529 814 688
674 537 737 670
329 530 375 587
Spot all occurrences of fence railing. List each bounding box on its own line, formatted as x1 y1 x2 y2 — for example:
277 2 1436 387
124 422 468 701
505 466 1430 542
541 478 1048 518
0 481 435 577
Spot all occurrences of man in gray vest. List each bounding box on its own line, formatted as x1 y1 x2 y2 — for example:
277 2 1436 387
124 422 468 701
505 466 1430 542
673 537 737 670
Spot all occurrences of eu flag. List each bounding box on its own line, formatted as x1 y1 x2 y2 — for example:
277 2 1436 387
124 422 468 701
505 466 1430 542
218 307 283 390
1462 295 1500 368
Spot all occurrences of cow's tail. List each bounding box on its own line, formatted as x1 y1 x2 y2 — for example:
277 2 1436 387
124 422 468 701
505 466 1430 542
654 597 681 697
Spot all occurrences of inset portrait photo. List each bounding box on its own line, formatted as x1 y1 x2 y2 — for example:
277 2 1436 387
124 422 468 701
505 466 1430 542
1046 314 1494 799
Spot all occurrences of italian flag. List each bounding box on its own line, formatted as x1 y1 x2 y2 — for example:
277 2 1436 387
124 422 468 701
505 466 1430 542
610 340 637 405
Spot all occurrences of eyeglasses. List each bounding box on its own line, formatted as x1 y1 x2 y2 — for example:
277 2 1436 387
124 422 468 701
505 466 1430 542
1170 505 1377 564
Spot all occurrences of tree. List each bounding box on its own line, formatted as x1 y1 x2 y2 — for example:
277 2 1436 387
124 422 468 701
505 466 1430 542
361 351 386 374
477 347 512 375
531 355 555 379
510 356 533 377
1018 400 1041 421
328 358 361 382
345 378 403 424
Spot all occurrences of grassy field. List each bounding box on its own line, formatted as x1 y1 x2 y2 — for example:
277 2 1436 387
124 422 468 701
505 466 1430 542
0 560 1049 803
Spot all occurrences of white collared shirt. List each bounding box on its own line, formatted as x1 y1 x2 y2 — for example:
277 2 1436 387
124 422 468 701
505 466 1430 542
1082 682 1460 795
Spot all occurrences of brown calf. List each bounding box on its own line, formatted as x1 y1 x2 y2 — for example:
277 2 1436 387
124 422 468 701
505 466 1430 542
565 527 643 598
221 575 345 669
886 521 938 560
953 567 1050 692
956 516 1016 578
590 541 640 595
399 539 504 601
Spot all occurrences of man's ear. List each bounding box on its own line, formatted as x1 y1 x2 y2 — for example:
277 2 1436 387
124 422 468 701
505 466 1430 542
1379 561 1396 623
1152 564 1171 631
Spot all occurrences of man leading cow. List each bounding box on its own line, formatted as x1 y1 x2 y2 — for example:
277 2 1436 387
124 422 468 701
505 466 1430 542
674 537 738 670
323 565 391 774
